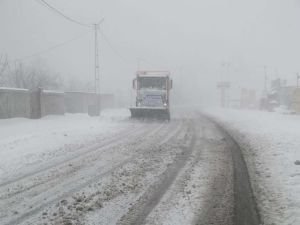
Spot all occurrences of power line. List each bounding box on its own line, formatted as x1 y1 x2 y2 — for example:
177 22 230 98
35 0 92 28
98 28 132 65
98 28 163 70
14 31 91 63
34 0 155 69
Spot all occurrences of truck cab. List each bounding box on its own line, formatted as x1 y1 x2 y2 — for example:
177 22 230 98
130 71 172 120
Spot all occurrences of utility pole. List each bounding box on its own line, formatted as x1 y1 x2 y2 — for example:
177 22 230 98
264 66 268 92
93 19 104 116
94 23 100 115
34 1 104 115
217 62 231 107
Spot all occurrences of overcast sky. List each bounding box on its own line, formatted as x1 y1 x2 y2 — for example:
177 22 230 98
1 0 300 104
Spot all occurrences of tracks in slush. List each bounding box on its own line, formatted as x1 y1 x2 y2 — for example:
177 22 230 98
1 120 184 225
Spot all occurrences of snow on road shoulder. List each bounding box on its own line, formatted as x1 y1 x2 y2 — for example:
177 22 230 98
0 109 131 181
100 108 131 121
205 108 300 225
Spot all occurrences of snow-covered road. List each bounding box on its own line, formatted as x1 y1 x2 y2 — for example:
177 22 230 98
0 109 258 225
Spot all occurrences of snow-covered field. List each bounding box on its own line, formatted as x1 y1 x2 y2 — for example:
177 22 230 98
206 108 300 225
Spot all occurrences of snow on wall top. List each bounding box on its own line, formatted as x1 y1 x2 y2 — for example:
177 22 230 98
42 90 64 95
0 87 29 92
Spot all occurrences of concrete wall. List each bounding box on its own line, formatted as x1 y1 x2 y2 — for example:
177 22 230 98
65 92 95 113
65 92 115 113
0 87 115 119
41 90 65 116
0 88 31 119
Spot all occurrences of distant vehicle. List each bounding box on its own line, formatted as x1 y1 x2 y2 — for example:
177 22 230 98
130 71 173 120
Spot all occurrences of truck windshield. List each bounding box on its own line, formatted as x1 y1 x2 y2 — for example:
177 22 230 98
138 77 167 89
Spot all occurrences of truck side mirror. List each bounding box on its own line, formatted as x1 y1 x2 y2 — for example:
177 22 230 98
132 79 136 89
170 80 173 89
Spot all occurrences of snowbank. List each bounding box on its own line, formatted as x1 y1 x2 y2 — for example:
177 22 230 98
205 108 300 225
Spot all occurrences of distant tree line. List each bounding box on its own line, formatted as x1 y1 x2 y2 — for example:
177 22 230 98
0 54 93 92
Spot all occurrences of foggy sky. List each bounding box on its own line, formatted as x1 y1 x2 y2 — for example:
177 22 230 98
1 0 300 105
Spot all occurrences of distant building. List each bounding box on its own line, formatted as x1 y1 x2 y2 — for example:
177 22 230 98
278 86 296 109
260 78 288 111
240 88 257 109
291 88 300 113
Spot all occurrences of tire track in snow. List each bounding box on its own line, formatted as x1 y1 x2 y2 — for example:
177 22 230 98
202 114 261 225
0 121 169 201
0 122 168 212
0 122 146 188
117 120 196 225
1 121 183 225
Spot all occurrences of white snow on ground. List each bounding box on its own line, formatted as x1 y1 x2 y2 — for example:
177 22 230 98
0 109 235 225
0 109 131 181
205 108 300 225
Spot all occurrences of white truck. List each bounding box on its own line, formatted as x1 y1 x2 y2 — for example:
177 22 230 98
130 71 172 120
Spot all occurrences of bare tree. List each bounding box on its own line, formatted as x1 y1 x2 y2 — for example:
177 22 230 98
0 54 9 86
5 61 63 90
